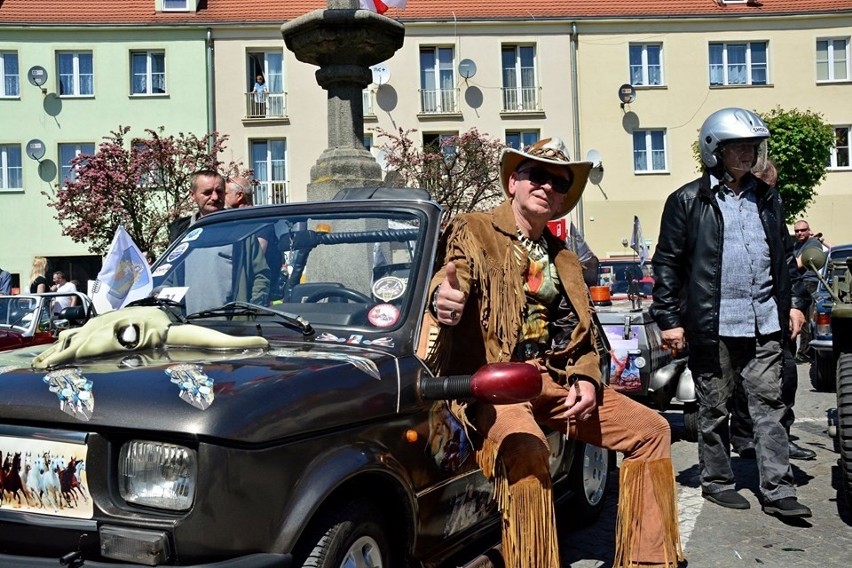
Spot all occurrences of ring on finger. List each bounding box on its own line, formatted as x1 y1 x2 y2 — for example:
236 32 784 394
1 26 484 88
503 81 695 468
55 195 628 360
449 309 458 321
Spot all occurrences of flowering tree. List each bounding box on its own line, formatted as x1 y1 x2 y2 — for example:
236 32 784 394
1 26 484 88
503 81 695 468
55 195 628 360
45 126 245 256
374 127 506 220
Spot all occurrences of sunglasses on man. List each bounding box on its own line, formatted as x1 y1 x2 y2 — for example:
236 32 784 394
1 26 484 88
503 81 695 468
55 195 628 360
516 166 573 195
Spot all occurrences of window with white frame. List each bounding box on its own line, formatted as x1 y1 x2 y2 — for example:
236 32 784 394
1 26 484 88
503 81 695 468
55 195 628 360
246 51 285 118
423 132 458 161
829 126 851 169
501 45 538 111
709 41 768 86
505 130 539 150
162 0 189 11
59 143 95 185
633 130 667 173
629 43 663 86
0 51 20 97
57 51 94 96
130 51 166 95
817 38 850 82
0 144 23 191
251 139 287 204
419 47 456 113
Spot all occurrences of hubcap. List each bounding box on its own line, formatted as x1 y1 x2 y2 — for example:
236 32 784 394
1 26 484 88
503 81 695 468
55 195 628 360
341 535 383 568
582 444 609 506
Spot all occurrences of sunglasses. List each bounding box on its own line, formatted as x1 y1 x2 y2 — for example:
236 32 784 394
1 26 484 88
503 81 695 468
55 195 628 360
517 166 573 195
794 228 809 233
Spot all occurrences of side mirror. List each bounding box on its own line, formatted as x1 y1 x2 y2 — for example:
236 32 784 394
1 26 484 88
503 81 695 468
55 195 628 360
419 362 542 405
801 247 826 272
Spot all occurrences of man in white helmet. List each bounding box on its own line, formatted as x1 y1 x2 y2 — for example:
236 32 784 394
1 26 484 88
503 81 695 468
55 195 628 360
651 108 811 518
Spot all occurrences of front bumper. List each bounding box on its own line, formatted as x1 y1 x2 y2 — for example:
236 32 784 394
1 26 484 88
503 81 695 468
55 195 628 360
0 553 291 568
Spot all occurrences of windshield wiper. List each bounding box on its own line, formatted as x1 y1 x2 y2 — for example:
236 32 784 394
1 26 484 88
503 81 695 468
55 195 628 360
125 296 188 323
186 301 314 336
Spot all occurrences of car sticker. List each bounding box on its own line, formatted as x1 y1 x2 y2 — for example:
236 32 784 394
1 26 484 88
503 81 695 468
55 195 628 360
166 242 189 263
268 348 381 380
166 364 214 410
0 435 92 519
368 303 400 328
151 263 171 277
43 368 94 421
427 402 472 473
315 333 395 349
181 227 203 242
371 276 406 302
363 336 394 347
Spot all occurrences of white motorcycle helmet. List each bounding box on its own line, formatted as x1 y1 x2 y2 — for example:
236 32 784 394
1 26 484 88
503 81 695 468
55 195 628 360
698 107 770 174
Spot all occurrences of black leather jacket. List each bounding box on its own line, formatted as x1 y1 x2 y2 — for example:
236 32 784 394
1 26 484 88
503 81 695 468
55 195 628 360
650 171 809 349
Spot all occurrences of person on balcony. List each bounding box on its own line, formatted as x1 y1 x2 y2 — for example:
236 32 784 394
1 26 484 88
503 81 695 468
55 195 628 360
251 74 268 117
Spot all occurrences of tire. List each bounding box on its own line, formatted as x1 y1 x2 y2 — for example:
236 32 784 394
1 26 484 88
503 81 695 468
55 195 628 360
566 442 613 523
837 352 852 511
683 402 699 443
297 498 395 568
811 352 837 392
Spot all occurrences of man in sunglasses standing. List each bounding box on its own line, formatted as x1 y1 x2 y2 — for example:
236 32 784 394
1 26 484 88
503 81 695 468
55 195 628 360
791 219 824 363
427 138 683 568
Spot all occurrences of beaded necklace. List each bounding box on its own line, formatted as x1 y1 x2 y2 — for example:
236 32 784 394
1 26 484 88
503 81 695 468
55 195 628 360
516 229 548 262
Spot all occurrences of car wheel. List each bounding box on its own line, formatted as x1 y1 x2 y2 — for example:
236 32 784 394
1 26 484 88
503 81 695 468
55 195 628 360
683 402 699 443
567 441 613 523
811 352 837 392
837 352 852 510
298 498 395 568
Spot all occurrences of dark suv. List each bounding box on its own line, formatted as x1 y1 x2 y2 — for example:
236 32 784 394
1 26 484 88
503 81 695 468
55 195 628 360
0 189 611 567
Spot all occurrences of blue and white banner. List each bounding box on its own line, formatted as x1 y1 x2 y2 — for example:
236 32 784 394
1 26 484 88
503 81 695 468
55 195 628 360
90 226 153 312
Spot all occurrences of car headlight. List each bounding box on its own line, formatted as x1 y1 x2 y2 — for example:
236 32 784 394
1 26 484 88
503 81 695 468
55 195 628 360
119 440 197 511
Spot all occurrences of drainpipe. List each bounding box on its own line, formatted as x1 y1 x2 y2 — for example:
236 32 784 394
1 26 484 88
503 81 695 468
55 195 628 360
206 28 216 144
570 22 583 234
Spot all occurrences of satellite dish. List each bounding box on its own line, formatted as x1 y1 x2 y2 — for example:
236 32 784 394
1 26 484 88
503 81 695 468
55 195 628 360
618 83 636 105
26 139 46 161
585 149 604 185
370 63 391 86
458 59 478 80
28 66 48 88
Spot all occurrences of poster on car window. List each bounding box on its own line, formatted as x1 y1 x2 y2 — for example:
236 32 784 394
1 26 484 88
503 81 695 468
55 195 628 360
603 326 643 393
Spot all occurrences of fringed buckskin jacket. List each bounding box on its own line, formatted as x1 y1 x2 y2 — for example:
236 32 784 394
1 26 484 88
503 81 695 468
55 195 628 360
426 201 601 388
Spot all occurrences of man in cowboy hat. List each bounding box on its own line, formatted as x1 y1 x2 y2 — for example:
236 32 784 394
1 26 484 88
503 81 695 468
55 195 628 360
427 138 683 568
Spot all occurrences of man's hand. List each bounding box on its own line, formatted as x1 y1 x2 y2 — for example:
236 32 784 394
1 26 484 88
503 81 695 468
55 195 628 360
434 262 466 326
789 308 806 339
661 327 686 351
562 380 598 421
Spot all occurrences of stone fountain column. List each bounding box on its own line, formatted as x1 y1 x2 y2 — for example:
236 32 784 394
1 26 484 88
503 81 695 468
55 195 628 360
282 0 405 201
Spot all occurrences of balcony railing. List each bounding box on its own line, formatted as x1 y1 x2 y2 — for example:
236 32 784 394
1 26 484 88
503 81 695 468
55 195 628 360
254 181 288 205
419 88 460 114
244 92 287 119
501 86 541 112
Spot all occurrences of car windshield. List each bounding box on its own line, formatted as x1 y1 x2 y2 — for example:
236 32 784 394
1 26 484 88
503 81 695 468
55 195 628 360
152 210 425 333
818 246 852 293
0 297 38 331
597 260 654 297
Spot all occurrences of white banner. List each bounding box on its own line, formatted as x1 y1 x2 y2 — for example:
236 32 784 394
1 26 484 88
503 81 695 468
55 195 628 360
90 226 153 313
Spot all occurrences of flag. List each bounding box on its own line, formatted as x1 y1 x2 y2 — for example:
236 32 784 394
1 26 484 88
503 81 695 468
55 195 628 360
629 216 649 266
359 0 407 14
567 221 595 264
90 226 153 313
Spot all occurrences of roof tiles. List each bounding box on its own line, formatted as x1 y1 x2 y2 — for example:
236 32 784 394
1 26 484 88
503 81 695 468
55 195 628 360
2 1 852 25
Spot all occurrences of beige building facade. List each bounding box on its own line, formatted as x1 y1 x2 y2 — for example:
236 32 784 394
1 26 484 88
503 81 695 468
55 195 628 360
213 11 852 258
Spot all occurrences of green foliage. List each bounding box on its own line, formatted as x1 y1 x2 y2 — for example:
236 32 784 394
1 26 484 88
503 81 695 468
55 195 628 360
760 107 834 222
690 107 834 222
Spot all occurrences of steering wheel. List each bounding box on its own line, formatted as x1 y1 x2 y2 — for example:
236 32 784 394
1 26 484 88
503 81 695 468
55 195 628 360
303 286 373 304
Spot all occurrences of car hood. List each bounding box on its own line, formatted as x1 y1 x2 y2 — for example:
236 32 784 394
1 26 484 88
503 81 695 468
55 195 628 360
0 341 400 444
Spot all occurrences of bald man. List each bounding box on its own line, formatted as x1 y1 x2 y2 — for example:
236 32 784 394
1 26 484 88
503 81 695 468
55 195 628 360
226 176 254 209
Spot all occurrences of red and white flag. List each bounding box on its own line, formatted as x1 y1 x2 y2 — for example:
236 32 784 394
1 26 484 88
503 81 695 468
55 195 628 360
359 0 407 14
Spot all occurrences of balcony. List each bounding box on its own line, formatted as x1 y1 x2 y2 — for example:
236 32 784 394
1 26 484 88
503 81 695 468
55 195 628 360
243 92 288 120
418 88 461 116
254 181 288 205
501 86 542 113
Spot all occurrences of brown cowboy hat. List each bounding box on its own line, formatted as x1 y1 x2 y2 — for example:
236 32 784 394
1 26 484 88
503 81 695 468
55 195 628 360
499 137 592 219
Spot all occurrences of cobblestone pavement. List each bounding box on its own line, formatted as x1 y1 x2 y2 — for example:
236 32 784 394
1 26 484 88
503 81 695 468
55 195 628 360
559 363 852 567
